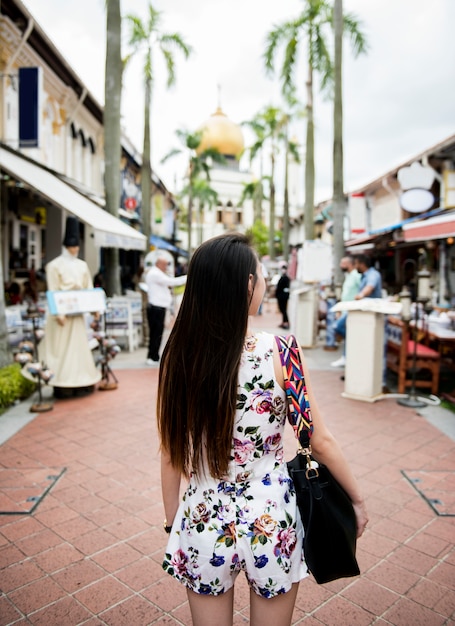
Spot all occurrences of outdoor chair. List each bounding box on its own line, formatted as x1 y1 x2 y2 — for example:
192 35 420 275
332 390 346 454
386 316 441 395
105 297 141 353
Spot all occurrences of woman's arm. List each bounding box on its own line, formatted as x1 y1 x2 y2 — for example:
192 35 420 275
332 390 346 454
298 349 368 537
161 448 182 528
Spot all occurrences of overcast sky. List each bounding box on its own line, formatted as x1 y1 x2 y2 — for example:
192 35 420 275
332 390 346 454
22 0 455 204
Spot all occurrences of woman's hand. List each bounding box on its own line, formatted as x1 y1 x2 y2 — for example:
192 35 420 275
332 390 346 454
352 499 369 538
56 315 66 326
161 450 182 529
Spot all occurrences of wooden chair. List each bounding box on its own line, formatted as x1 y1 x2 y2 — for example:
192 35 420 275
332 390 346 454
386 316 441 395
105 297 141 352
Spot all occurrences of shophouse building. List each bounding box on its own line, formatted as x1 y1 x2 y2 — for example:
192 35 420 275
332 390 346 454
0 0 178 296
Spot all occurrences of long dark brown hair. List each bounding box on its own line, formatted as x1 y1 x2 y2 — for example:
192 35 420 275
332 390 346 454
157 233 258 478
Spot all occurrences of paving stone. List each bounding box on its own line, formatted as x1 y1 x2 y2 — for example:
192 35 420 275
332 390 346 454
0 317 454 623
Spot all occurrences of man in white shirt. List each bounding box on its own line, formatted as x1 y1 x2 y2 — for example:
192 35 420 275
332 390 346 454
145 252 187 364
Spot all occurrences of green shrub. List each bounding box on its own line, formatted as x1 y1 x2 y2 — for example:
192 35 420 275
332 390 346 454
441 399 455 414
0 363 36 411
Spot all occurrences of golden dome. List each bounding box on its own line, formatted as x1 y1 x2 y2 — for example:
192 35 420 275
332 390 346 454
196 107 244 159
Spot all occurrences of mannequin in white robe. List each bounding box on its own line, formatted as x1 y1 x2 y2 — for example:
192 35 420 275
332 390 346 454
38 218 101 396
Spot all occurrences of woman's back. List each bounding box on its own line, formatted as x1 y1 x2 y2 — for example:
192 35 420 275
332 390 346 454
233 332 287 477
158 233 367 625
162 332 307 598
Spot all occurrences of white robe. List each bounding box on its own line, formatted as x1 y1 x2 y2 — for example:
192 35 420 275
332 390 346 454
38 248 101 389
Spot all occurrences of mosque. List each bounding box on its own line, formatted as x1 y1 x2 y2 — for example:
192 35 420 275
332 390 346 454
174 106 253 249
173 105 303 253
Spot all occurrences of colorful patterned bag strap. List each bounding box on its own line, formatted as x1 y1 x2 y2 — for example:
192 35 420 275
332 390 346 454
275 334 313 450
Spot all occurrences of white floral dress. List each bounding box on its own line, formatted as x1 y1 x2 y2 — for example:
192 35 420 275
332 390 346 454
162 332 307 597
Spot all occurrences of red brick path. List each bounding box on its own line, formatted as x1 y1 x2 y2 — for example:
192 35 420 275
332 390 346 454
0 311 454 624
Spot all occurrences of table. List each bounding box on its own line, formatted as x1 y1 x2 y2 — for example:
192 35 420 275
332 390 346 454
426 324 455 344
408 319 455 396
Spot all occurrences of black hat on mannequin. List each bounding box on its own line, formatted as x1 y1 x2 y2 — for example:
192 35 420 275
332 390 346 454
62 216 80 247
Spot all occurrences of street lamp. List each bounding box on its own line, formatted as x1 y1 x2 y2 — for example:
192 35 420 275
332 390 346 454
397 268 432 408
399 287 412 322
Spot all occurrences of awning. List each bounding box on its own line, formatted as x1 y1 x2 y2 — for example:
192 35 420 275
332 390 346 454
0 145 146 251
118 208 141 221
344 207 451 249
344 233 379 250
150 234 188 258
403 213 455 242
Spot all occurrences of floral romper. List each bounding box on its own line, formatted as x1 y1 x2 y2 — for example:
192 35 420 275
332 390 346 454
162 332 307 597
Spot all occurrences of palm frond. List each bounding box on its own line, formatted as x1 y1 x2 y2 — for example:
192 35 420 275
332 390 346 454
343 12 369 57
160 33 193 59
249 140 265 162
312 26 333 95
122 51 134 70
263 26 281 75
238 181 256 206
185 130 203 151
161 47 176 87
197 160 211 180
147 3 161 32
281 33 298 100
199 148 226 165
191 177 218 209
160 147 182 164
125 15 147 48
125 4 191 93
288 140 301 163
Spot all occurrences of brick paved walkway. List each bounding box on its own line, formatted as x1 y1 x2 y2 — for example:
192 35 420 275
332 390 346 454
0 309 454 624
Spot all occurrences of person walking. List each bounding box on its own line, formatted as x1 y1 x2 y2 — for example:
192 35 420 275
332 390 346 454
329 255 361 366
157 233 368 626
275 263 290 329
145 252 186 364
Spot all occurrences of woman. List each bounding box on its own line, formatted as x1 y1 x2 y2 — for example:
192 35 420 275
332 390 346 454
157 233 367 626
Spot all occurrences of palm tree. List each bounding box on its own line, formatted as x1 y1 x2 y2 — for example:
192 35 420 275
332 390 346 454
104 0 123 296
278 97 303 260
238 178 269 223
162 129 224 256
244 106 286 259
282 131 301 260
241 116 267 223
333 0 344 286
332 0 367 284
126 3 192 245
182 178 218 246
246 219 270 259
264 0 367 242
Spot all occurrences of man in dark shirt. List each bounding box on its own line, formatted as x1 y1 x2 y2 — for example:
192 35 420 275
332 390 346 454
275 264 290 329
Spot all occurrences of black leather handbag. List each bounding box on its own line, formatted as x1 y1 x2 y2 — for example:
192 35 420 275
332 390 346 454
275 335 360 584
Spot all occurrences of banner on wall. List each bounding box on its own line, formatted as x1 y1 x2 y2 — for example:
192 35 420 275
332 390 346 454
297 240 333 283
19 67 42 148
